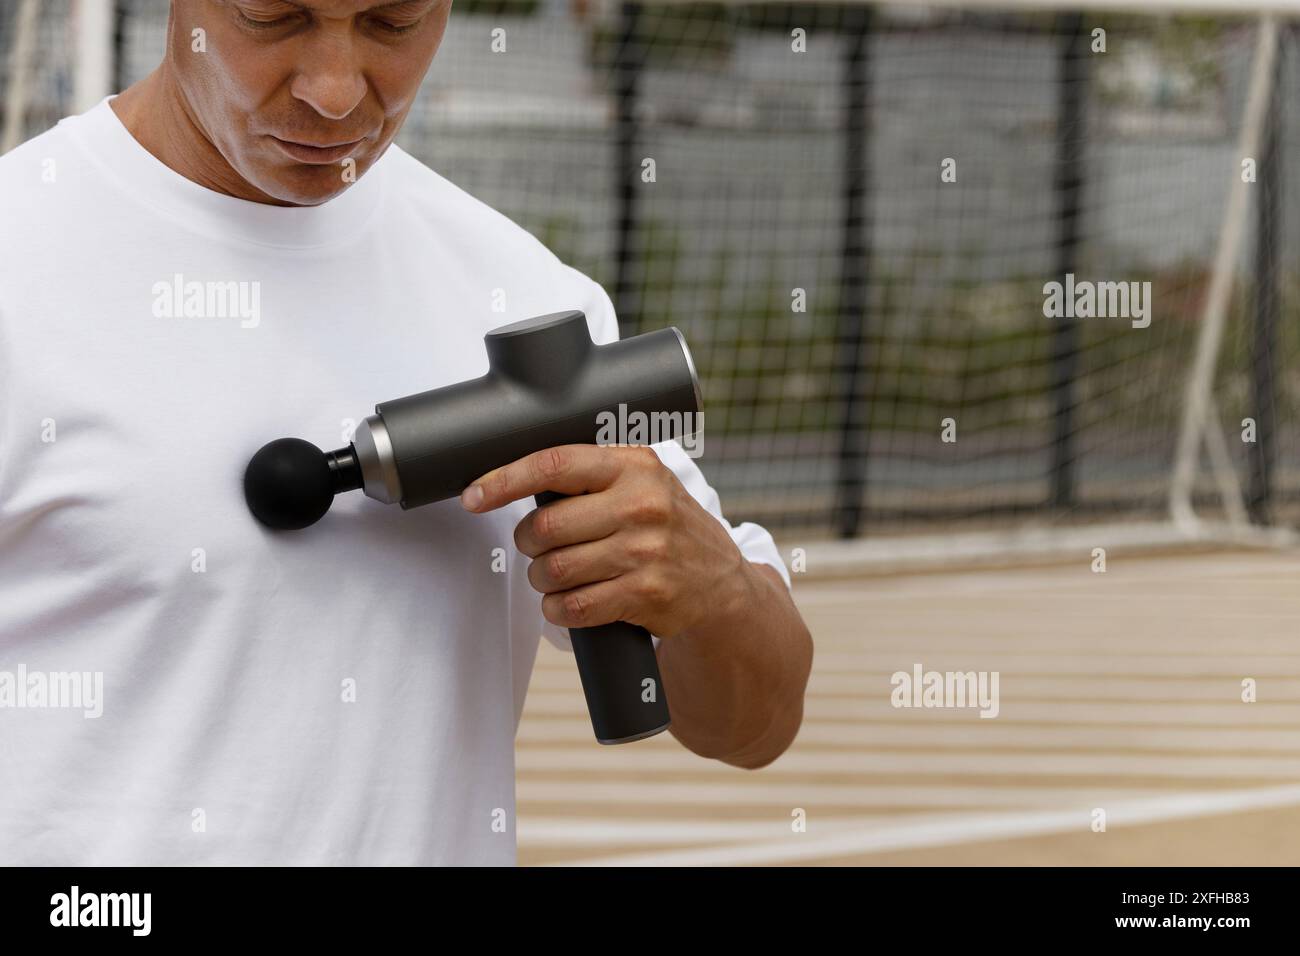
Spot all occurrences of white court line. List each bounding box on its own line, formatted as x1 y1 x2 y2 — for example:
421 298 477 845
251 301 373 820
519 815 894 845
534 654 1300 676
805 654 1300 672
547 783 1300 867
796 676 1300 700
793 588 1300 608
515 780 1169 808
515 747 1300 778
517 717 1300 751
535 650 1300 680
796 594 1300 611
523 695 1300 724
787 563 1300 604
526 672 1300 700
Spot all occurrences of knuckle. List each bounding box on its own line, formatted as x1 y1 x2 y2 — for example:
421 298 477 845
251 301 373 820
485 468 512 498
627 492 670 525
634 573 669 606
546 550 569 587
622 445 661 476
562 590 590 624
629 532 669 563
632 444 661 467
535 503 561 543
535 446 568 484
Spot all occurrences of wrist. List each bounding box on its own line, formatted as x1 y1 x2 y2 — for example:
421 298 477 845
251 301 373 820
681 545 757 641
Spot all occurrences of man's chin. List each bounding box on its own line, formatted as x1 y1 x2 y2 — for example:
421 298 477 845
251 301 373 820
250 162 365 207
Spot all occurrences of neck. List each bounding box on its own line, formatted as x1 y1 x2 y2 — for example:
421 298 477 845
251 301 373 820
109 64 297 208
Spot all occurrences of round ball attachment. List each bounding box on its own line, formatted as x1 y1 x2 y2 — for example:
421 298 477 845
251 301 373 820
243 437 335 530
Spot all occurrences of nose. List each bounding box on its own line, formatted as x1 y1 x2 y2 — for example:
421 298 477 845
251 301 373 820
288 30 367 121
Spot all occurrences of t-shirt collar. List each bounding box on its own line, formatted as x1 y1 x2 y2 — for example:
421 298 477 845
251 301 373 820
66 95 386 251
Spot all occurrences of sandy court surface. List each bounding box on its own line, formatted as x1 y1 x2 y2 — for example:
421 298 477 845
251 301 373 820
515 549 1300 866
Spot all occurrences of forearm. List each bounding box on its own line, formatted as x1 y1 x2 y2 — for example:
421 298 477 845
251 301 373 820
467 442 814 765
657 558 813 769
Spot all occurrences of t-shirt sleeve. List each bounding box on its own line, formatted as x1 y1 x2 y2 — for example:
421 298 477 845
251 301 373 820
0 303 11 509
539 276 791 653
540 438 792 652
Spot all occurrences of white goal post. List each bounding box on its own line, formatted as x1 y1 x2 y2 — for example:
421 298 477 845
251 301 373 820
800 4 1300 573
1169 14 1277 539
0 0 40 154
72 0 115 115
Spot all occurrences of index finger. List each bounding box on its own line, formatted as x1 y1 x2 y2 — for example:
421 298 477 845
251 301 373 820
460 444 623 513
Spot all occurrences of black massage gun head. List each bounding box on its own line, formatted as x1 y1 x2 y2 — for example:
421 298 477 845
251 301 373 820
244 437 362 530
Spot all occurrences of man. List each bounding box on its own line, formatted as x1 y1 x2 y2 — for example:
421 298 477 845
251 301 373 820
0 0 811 865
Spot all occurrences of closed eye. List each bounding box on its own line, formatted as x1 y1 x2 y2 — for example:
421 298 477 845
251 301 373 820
232 2 431 36
369 17 422 35
234 9 302 31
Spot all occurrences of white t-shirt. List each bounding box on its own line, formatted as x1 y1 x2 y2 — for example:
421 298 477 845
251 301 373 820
0 97 791 865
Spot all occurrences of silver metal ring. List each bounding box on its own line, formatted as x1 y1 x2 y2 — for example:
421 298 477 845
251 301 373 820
670 326 704 414
354 414 403 505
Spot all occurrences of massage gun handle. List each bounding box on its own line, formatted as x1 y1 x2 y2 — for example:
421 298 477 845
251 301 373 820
535 490 672 744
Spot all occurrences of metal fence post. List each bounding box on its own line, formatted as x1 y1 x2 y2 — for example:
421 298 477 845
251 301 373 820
1049 13 1089 510
833 5 873 539
113 0 131 94
613 2 644 337
1248 28 1282 525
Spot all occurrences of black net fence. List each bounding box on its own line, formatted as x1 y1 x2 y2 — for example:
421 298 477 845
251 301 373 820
4 0 1299 541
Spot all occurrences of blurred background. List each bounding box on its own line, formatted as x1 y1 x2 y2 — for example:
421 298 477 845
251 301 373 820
6 0 1300 865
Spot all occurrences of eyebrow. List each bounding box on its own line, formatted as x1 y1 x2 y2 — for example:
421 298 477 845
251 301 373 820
264 0 436 11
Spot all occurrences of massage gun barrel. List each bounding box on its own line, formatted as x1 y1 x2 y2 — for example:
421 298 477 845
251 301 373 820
375 312 701 509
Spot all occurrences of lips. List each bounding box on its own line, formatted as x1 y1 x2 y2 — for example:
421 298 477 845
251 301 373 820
270 135 366 165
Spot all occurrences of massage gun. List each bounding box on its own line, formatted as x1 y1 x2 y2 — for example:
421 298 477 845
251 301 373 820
242 310 703 745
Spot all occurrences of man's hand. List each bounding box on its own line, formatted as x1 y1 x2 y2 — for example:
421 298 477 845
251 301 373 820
460 444 749 640
461 442 813 770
